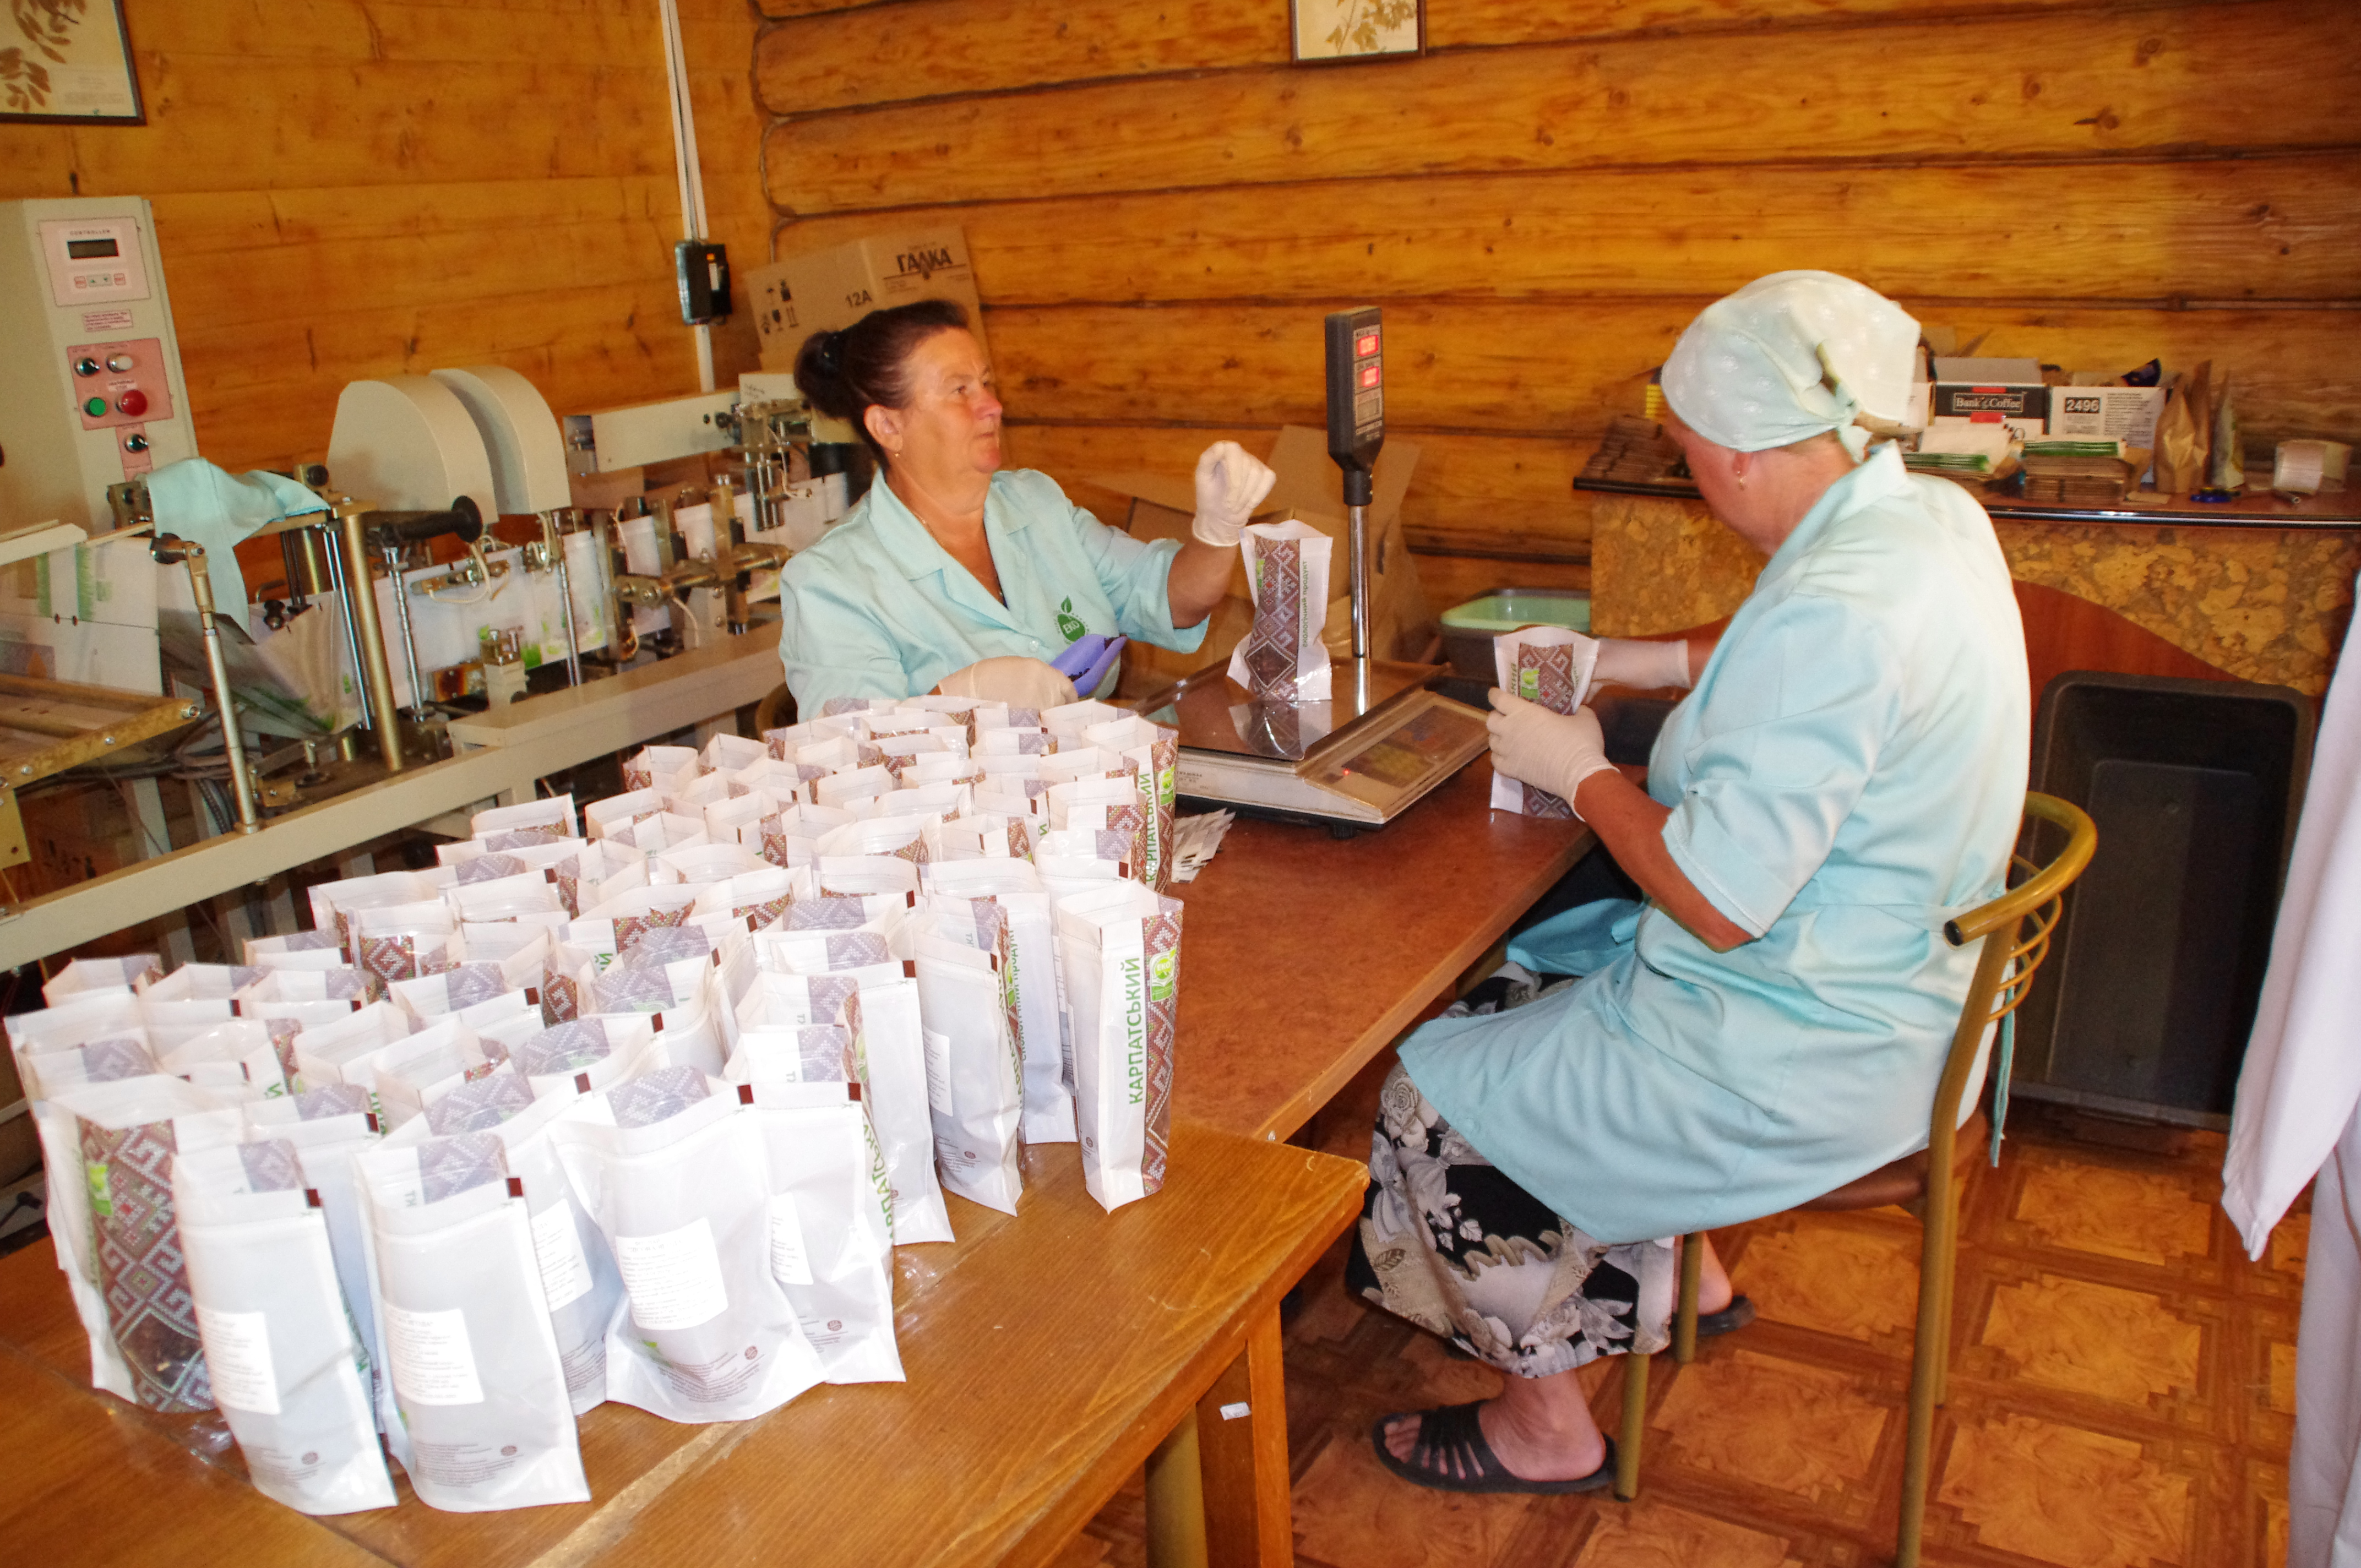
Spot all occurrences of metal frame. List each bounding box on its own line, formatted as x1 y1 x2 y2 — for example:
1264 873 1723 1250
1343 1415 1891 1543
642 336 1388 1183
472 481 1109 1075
0 623 786 971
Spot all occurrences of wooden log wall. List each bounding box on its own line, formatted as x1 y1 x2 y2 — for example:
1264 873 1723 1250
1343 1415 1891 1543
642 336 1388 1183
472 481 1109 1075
754 0 2361 603
1 0 769 478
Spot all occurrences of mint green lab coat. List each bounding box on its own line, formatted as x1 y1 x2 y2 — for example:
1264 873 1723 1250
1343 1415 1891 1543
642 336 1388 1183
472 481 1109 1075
776 469 1206 712
1401 445 2032 1243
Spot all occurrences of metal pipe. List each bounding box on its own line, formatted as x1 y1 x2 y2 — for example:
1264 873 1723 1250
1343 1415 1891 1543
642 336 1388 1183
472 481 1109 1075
176 543 262 833
383 542 427 718
546 511 584 687
335 499 406 774
315 518 374 735
1348 502 1370 661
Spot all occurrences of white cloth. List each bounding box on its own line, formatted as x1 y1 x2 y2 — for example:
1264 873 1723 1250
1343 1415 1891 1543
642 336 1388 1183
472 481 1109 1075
1661 270 1920 460
2221 582 2361 1568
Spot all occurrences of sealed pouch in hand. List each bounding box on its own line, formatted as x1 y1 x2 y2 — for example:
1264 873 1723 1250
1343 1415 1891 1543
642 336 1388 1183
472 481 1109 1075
1227 519 1334 701
175 1141 396 1514
548 1067 825 1422
1489 626 1601 818
1054 883 1183 1213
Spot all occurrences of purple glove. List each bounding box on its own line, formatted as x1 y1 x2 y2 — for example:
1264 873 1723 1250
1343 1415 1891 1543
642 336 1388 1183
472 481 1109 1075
1050 633 1127 695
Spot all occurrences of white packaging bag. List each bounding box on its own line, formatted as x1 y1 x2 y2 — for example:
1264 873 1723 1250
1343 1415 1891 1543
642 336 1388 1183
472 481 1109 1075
469 793 576 839
702 732 768 774
308 868 444 950
1489 625 1602 817
605 810 710 855
514 1015 660 1097
739 1080 903 1386
1226 518 1334 700
760 802 855 868
622 744 701 795
175 1140 396 1514
924 862 1071 1144
814 764 896 813
815 854 921 902
908 907 1025 1215
548 1067 825 1422
1041 698 1125 746
349 901 461 988
138 962 259 1002
1056 882 1184 1213
356 1134 590 1510
585 787 667 841
406 1076 624 1413
242 929 349 970
1085 715 1182 890
39 1077 243 1408
157 1020 288 1102
652 840 770 889
1046 776 1147 881
42 952 162 1003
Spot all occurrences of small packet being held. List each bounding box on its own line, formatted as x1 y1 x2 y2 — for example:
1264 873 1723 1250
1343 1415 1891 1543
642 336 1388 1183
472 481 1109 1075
174 1141 397 1515
547 1068 825 1422
355 1135 590 1510
1488 625 1601 818
1056 883 1183 1214
1227 519 1334 700
741 1080 903 1385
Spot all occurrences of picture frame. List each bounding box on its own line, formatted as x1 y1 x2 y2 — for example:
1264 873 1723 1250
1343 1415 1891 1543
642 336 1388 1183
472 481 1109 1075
1290 0 1424 64
2 1 144 126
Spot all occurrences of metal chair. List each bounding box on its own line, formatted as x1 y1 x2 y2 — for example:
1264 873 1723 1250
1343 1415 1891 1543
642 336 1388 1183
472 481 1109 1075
1614 791 2098 1568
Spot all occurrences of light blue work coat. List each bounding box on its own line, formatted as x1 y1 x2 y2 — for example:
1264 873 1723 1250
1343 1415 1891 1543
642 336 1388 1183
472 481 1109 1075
1401 444 2031 1243
776 468 1206 712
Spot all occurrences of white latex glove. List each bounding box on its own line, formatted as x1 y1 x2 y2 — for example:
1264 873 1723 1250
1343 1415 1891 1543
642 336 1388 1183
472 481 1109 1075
937 656 1076 711
1590 636 1693 694
1190 440 1279 547
1488 689 1617 815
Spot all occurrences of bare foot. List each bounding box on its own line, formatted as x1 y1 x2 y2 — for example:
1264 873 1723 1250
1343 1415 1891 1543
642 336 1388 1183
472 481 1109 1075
1381 1368 1606 1483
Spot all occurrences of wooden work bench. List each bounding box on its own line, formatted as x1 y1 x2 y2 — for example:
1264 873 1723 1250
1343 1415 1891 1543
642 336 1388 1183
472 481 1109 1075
0 753 1590 1566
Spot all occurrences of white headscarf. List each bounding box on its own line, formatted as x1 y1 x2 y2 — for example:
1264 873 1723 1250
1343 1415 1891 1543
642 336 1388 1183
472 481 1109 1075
1661 271 1920 461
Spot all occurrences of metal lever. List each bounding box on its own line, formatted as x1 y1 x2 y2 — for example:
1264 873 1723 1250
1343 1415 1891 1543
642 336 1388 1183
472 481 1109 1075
147 535 262 832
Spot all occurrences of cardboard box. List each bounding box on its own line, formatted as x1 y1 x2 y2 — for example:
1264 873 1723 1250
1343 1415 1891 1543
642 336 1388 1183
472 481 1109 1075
1930 355 2049 439
2046 385 2165 449
1089 426 1435 693
747 226 992 376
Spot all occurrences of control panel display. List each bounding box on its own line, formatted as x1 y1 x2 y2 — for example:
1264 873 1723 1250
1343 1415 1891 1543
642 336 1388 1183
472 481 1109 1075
1323 306 1384 507
39 216 151 307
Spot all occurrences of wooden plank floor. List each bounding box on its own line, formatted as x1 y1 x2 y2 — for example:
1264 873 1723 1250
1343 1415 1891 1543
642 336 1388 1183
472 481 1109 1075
1066 1062 2303 1568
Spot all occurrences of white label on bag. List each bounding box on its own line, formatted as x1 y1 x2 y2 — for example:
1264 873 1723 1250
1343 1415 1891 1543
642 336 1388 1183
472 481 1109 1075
194 1306 281 1415
384 1303 486 1407
921 1025 954 1111
529 1201 596 1310
767 1192 814 1285
614 1216 729 1330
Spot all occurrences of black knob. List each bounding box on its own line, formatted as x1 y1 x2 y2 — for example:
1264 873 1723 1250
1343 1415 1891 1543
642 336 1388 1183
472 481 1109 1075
123 433 149 453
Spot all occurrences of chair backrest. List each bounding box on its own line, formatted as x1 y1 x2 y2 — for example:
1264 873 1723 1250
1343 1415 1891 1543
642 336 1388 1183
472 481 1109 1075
1923 792 2098 1177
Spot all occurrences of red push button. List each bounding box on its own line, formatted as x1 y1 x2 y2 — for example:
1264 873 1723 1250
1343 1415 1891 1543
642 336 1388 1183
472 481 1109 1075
116 389 148 417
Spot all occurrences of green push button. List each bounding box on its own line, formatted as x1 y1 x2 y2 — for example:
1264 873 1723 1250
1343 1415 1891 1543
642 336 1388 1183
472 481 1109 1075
82 396 107 417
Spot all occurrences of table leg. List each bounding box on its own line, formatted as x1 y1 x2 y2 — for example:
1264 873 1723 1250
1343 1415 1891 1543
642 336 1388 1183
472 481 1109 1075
1145 1407 1207 1568
1196 1306 1292 1567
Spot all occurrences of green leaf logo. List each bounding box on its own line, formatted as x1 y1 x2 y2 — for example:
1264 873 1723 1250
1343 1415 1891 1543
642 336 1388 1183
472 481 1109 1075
1057 596 1086 643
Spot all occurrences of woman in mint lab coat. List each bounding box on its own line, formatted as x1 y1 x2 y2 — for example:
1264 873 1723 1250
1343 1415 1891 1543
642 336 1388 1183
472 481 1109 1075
1357 272 2031 1495
777 299 1272 715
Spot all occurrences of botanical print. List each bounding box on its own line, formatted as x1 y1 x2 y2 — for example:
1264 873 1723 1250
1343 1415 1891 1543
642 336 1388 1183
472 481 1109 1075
3 0 139 120
1293 0 1420 62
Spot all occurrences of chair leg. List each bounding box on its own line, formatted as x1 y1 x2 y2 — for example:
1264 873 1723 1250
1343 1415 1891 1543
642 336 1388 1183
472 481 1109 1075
1673 1231 1704 1364
1897 1185 1962 1567
1932 1200 1960 1409
1615 1346 1647 1501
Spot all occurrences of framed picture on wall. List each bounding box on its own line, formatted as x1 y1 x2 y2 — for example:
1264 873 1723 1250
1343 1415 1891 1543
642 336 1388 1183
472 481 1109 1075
2 1 144 124
1291 0 1424 64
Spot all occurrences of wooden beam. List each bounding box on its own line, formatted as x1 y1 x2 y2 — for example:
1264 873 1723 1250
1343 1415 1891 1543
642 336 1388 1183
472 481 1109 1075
761 2 2361 211
770 154 2361 307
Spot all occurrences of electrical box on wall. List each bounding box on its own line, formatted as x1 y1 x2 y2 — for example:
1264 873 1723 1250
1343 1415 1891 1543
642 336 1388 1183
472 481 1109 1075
675 239 731 325
0 198 197 533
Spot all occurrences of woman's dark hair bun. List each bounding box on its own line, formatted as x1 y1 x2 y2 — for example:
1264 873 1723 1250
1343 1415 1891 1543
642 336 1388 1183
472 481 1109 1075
791 299 972 463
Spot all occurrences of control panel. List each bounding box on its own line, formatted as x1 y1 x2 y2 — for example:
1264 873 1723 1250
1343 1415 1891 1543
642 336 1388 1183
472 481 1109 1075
1323 307 1384 508
0 198 195 531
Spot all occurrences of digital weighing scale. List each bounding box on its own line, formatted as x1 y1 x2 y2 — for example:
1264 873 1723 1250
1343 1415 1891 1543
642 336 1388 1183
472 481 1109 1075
1138 307 1492 831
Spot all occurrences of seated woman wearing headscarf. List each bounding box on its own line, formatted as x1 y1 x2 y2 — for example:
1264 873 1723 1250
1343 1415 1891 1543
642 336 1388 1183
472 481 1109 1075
1355 271 2031 1494
776 300 1275 714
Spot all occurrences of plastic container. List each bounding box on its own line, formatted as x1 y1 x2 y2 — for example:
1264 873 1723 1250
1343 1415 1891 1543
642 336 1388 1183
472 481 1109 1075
2015 671 2314 1127
1439 590 1591 680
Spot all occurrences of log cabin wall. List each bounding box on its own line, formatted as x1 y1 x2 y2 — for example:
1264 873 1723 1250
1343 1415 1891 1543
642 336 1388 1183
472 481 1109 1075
0 0 768 478
754 0 2361 611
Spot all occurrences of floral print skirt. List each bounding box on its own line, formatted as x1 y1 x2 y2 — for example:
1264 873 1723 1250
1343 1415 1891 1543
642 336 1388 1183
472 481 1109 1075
1346 1062 1677 1379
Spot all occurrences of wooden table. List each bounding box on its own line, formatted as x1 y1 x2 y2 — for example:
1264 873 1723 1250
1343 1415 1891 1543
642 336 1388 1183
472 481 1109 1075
1170 754 1595 1140
0 1123 1364 1568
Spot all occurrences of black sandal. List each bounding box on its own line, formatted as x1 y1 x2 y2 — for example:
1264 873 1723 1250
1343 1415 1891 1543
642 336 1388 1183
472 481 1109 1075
1695 1293 1757 1338
1369 1402 1617 1495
